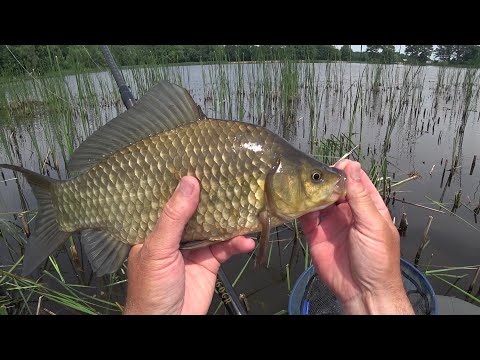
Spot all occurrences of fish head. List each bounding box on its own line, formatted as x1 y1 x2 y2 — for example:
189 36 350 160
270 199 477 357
267 155 346 219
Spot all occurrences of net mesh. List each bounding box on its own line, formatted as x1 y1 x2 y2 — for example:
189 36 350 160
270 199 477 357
299 263 435 315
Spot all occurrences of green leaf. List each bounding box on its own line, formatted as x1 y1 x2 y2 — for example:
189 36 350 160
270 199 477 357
431 274 480 304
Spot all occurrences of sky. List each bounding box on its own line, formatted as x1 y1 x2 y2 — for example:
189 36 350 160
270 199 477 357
336 45 405 53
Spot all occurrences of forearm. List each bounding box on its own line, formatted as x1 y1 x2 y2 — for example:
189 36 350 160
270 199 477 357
341 287 415 315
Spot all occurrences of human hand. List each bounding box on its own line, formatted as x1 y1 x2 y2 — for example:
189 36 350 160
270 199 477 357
123 176 256 315
299 160 414 315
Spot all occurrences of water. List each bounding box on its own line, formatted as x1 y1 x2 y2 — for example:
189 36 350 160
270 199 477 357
1 62 479 314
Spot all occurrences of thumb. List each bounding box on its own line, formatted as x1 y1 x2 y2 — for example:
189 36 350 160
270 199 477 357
344 162 384 228
143 176 200 259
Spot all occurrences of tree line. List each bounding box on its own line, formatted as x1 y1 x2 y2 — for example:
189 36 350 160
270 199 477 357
0 45 479 76
0 45 341 75
376 45 480 65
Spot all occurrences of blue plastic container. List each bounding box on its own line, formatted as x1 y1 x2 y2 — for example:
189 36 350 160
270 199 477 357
288 258 437 315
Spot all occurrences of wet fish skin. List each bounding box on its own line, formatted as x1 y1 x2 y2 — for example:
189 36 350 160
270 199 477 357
53 119 285 245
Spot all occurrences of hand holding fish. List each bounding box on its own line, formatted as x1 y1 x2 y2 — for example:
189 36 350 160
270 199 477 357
300 160 414 315
123 176 255 315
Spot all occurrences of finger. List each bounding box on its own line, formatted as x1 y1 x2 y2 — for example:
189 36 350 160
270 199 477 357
210 236 256 265
143 176 200 259
336 160 391 223
343 162 386 229
334 158 353 171
128 244 142 260
300 205 350 245
336 160 384 204
315 204 352 238
300 204 342 237
183 236 255 274
359 170 392 223
299 204 338 232
298 210 320 236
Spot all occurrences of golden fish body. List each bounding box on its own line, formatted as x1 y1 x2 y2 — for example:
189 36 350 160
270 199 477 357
1 80 346 277
53 119 287 245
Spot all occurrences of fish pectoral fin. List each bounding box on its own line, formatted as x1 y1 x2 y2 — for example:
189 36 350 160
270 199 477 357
81 230 131 277
179 240 215 250
255 211 271 268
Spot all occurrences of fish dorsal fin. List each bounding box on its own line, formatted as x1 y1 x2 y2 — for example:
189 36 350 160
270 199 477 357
81 229 131 277
68 80 204 173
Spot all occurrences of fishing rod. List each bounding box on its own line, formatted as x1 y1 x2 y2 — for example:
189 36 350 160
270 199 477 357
100 46 136 110
99 45 246 315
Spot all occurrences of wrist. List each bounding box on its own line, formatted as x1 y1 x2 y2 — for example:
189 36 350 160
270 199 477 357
123 297 182 315
341 285 415 315
123 305 180 315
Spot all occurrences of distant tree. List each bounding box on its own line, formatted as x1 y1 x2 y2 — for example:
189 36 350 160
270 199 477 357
12 45 38 72
197 45 217 62
340 45 353 61
366 45 396 63
237 45 254 61
366 45 383 60
0 46 20 73
294 45 317 60
291 45 307 60
404 45 433 63
15 44 480 76
225 45 238 61
434 45 456 63
351 50 367 62
454 45 480 64
315 45 339 60
65 47 89 69
258 45 279 60
382 45 396 63
331 47 341 60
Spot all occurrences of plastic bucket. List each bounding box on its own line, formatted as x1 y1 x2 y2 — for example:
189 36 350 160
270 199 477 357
288 258 437 315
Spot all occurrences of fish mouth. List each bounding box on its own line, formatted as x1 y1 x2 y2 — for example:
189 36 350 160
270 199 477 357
331 168 347 196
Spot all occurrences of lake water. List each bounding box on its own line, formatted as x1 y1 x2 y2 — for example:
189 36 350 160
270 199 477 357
1 62 479 314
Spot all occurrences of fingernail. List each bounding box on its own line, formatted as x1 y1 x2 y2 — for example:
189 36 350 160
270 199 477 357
351 164 361 182
178 178 194 196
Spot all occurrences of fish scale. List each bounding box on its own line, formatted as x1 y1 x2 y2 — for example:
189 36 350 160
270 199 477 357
52 119 281 245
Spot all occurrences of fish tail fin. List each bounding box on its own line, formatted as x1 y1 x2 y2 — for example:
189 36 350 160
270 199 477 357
0 164 71 276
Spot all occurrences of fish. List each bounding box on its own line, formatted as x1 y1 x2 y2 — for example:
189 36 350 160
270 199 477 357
0 80 346 277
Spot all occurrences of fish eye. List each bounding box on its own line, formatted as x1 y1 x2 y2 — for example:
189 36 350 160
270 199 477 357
311 172 323 182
